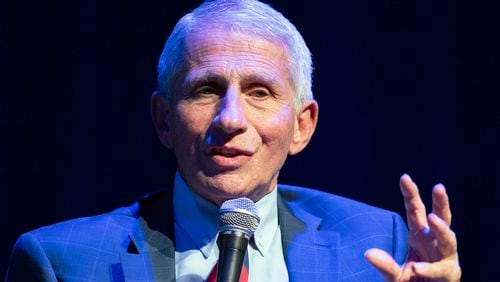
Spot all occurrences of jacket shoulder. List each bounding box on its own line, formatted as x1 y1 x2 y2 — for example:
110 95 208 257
278 184 409 264
6 203 141 281
28 204 138 246
278 184 397 217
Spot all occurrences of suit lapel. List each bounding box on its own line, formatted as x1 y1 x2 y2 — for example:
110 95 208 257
120 191 176 282
278 192 341 282
118 188 342 281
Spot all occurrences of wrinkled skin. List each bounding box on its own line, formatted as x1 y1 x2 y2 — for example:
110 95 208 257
365 174 461 281
152 29 318 206
152 26 461 282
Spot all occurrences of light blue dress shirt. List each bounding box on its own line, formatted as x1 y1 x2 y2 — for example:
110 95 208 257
173 172 289 281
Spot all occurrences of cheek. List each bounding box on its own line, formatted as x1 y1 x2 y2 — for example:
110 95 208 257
174 103 216 136
256 107 296 148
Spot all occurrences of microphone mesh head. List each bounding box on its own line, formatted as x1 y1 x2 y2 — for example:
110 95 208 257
218 197 260 238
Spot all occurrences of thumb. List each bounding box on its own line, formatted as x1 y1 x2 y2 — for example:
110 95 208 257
365 248 401 281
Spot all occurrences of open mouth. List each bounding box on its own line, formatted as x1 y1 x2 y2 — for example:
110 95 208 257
209 147 253 157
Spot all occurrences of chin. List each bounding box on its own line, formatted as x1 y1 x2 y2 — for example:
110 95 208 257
210 180 273 204
208 181 253 199
189 171 277 204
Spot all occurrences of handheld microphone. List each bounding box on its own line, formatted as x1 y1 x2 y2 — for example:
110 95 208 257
216 197 260 282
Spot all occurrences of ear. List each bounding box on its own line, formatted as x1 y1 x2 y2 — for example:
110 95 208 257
151 91 174 149
288 100 319 155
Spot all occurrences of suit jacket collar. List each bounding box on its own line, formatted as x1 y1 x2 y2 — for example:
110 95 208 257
120 191 176 282
120 188 340 281
277 189 341 282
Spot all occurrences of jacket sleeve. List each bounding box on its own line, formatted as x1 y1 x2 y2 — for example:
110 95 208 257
5 232 57 282
392 212 410 265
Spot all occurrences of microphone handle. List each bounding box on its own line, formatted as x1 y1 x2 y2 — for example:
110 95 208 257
217 231 249 282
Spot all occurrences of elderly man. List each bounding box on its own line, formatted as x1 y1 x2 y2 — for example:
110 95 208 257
6 0 461 281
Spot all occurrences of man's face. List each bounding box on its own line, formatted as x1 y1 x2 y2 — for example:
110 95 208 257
154 29 317 205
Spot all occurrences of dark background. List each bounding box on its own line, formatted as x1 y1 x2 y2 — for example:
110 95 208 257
1 0 498 280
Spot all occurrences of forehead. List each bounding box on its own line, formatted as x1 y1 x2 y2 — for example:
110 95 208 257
183 28 291 80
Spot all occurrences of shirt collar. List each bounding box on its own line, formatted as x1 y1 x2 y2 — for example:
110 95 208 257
173 172 219 258
252 183 280 257
173 171 280 258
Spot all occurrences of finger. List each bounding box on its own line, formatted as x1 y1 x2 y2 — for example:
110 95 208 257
428 213 458 257
364 248 401 280
413 260 461 281
400 174 428 232
432 184 452 226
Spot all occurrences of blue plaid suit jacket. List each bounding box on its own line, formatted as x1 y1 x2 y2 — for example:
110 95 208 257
6 185 408 281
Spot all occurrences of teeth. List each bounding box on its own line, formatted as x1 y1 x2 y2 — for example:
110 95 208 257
214 148 239 157
220 151 237 157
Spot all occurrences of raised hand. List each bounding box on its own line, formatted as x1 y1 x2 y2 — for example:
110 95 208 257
365 174 461 281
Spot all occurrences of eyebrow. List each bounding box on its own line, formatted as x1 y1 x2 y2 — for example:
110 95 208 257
183 70 285 92
240 74 282 90
184 71 227 90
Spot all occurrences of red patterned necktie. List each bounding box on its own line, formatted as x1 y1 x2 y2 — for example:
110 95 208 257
206 263 249 282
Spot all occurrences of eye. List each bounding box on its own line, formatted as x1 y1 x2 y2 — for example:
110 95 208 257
187 83 223 103
248 88 271 99
196 85 218 95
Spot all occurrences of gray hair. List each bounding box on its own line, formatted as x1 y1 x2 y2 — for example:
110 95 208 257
157 0 313 109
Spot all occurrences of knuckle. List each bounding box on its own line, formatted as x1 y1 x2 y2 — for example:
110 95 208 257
449 230 457 242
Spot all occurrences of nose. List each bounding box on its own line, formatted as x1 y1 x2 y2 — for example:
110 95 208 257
212 86 248 135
